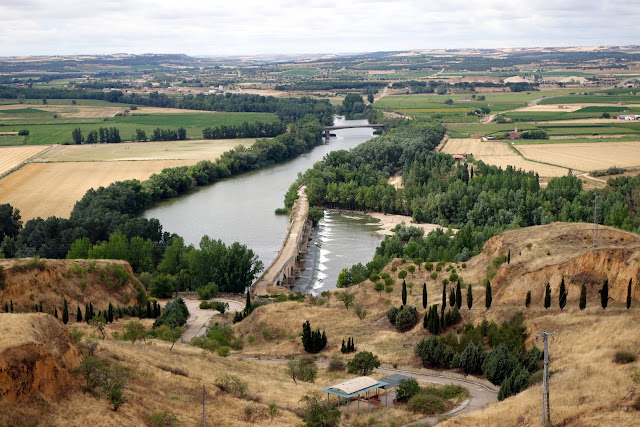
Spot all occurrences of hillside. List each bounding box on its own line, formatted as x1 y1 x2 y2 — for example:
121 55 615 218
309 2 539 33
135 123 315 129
0 258 143 314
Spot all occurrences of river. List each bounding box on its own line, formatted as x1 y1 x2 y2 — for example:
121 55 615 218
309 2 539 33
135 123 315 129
143 117 383 293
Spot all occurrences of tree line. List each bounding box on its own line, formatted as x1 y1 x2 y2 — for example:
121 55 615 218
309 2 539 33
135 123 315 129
202 120 286 139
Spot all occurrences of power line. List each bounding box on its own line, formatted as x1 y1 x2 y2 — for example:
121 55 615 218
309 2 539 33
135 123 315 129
535 331 556 425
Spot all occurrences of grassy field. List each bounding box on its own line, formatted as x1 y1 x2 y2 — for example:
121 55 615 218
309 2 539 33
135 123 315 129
0 106 279 145
0 145 51 177
446 121 640 138
539 94 640 105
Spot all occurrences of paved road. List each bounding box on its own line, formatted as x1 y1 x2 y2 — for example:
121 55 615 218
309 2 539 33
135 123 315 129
231 356 497 424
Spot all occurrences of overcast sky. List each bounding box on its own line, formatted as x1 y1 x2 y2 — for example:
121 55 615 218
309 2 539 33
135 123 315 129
1 0 638 57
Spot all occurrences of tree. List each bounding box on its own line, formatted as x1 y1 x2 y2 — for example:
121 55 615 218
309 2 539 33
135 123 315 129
347 351 380 376
153 297 189 329
422 283 427 309
455 280 462 309
62 299 69 324
107 302 114 323
599 280 610 309
449 288 455 307
402 280 407 306
367 93 374 103
467 284 473 309
507 249 511 264
336 292 355 309
90 315 107 340
525 290 531 308
72 128 83 144
245 290 252 315
374 282 384 296
0 203 22 243
627 278 632 309
558 277 567 310
77 355 108 392
135 128 147 142
395 306 418 332
160 326 184 351
102 363 128 411
396 378 420 402
300 393 341 427
544 283 551 309
76 305 83 322
286 356 318 384
485 281 492 309
123 320 147 344
579 283 587 310
301 320 326 353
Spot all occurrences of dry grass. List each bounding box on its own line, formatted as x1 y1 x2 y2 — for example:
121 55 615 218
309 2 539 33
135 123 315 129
0 145 51 176
0 160 197 220
517 141 640 172
442 138 568 177
0 104 223 118
35 139 254 162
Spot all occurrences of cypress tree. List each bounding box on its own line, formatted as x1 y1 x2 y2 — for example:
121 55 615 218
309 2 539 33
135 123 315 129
76 306 82 322
467 284 473 309
62 299 69 324
627 278 632 309
34 304 38 312
4 302 8 312
525 290 531 308
89 302 94 319
54 307 58 318
579 283 587 310
107 302 114 323
39 302 43 313
456 280 462 309
341 339 346 353
507 249 511 265
155 301 161 318
402 280 407 306
485 281 492 309
544 283 551 309
10 300 14 313
449 288 455 307
146 300 152 319
558 277 567 310
422 283 427 309
599 280 609 309
441 283 447 327
245 290 252 315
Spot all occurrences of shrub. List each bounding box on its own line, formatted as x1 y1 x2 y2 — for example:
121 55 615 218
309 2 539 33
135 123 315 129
415 337 455 368
215 375 248 398
300 393 341 427
459 342 486 375
18 129 29 136
287 356 318 383
407 392 445 414
148 411 178 426
217 346 230 357
482 345 516 386
614 351 636 364
153 297 189 329
347 351 380 376
196 282 219 300
327 356 345 372
396 378 420 402
395 306 418 332
387 306 400 324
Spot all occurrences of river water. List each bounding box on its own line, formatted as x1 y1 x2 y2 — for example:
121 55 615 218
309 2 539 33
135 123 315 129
143 117 383 293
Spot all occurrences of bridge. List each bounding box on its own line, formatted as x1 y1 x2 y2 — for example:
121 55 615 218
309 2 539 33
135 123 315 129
323 124 386 139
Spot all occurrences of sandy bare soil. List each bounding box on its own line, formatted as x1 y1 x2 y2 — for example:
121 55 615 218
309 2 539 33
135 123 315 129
36 139 254 162
0 160 195 220
0 145 51 176
517 141 640 172
366 212 451 236
442 138 568 177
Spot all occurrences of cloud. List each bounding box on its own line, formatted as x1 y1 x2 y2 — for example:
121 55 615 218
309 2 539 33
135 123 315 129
0 0 638 56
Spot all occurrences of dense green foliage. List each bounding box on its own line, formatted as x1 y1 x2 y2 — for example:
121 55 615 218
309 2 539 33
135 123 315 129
302 320 327 353
347 351 380 376
152 297 189 329
202 121 286 139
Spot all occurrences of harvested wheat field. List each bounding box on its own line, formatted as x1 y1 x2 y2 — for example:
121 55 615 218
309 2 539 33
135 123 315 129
442 138 568 176
0 145 50 176
0 160 194 220
517 141 640 172
0 104 226 118
35 139 254 162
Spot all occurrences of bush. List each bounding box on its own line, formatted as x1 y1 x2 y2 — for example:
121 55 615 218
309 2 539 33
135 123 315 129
347 351 380 376
287 356 318 383
327 356 345 372
387 306 400 324
18 129 29 136
197 282 219 300
482 345 516 386
394 306 418 332
215 375 248 398
459 342 486 375
396 378 420 402
614 351 637 364
415 337 455 368
148 411 178 427
300 393 341 427
407 392 445 414
153 297 189 329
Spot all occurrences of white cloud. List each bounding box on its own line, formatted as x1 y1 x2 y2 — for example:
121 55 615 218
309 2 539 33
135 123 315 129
0 0 638 56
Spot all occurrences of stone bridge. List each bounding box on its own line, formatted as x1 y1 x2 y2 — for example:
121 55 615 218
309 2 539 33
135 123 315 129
323 124 386 139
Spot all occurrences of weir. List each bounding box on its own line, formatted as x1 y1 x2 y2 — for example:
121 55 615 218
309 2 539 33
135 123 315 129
252 186 312 295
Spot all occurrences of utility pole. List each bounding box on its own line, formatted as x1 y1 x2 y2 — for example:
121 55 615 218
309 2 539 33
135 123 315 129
536 331 556 425
202 385 206 427
593 194 599 248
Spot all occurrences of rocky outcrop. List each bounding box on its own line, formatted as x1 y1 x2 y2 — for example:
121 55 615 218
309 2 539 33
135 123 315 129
0 313 80 402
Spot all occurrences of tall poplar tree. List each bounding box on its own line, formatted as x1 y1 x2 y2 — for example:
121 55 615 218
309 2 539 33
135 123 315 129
467 284 473 309
579 283 587 310
422 283 427 309
485 281 492 309
544 283 551 309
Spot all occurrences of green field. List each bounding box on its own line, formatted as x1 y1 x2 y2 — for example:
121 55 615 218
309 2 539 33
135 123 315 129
539 95 640 105
445 121 640 138
515 137 640 145
0 98 132 107
0 111 279 145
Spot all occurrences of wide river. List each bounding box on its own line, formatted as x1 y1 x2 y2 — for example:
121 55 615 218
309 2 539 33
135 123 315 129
143 117 383 294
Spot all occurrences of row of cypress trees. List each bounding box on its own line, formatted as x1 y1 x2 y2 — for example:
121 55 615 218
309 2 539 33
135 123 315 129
534 278 633 310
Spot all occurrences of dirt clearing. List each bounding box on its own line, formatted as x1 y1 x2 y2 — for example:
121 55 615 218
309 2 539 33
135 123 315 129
35 139 255 162
517 140 640 172
442 138 568 177
0 145 51 176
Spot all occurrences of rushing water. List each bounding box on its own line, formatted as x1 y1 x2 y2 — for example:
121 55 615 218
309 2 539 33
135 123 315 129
143 117 383 292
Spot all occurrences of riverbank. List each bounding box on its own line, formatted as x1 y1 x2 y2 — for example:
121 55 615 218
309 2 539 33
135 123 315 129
365 211 451 236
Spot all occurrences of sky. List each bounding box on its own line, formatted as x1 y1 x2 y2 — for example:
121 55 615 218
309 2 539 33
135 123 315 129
1 0 639 57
